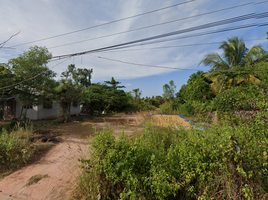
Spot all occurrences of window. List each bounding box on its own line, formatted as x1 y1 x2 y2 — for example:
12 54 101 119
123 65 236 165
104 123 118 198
43 99 53 109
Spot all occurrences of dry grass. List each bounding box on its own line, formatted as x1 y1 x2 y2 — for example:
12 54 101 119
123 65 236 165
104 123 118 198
144 114 190 128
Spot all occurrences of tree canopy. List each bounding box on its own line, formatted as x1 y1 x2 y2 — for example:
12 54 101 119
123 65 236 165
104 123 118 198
7 46 57 117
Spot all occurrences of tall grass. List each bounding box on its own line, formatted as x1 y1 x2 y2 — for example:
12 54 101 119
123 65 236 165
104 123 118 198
75 119 268 199
0 122 52 176
0 125 35 174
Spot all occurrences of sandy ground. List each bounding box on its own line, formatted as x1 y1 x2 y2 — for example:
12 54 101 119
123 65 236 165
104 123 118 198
0 114 142 200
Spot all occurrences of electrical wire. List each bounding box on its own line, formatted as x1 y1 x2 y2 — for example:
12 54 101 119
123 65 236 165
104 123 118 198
48 2 258 49
88 54 268 73
10 0 195 48
98 38 267 53
2 11 267 59
49 21 268 60
2 21 267 65
0 58 69 90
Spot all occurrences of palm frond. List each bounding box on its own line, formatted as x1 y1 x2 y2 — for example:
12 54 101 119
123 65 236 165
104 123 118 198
199 53 230 71
242 45 265 66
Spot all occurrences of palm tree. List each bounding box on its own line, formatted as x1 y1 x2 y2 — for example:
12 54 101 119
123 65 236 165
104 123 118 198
199 37 264 93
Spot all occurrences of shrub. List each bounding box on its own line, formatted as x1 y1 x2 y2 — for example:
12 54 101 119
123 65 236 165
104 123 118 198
212 85 261 113
0 127 36 173
76 121 268 199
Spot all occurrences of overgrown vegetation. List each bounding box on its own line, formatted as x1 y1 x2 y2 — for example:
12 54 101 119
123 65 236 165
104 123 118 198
74 35 268 199
0 123 37 175
75 118 268 199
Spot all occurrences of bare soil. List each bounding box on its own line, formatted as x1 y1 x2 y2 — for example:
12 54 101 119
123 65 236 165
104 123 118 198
0 113 142 200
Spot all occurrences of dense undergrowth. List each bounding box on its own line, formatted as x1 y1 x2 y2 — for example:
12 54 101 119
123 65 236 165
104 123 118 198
0 120 53 176
75 116 268 199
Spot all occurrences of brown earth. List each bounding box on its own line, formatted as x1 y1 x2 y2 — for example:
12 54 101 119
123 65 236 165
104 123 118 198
0 113 142 200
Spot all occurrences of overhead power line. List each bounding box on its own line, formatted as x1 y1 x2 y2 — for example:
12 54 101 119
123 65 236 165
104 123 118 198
0 58 69 90
47 12 268 52
49 21 268 60
48 2 257 49
10 0 195 48
88 54 268 73
99 38 267 53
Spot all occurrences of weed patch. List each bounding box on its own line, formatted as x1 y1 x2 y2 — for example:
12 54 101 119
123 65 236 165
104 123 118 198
75 120 268 199
27 174 49 186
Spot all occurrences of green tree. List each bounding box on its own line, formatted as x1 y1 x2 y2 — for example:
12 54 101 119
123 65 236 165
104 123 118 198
104 77 125 91
61 64 93 87
56 64 83 121
162 80 176 101
199 37 264 93
81 78 128 113
81 83 108 113
0 64 15 99
132 88 142 102
8 46 57 118
176 71 213 104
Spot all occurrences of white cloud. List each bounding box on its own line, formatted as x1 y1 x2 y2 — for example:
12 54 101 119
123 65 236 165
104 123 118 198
126 83 132 86
0 0 264 86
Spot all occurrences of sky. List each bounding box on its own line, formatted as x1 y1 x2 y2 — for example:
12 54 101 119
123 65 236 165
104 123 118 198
0 0 267 97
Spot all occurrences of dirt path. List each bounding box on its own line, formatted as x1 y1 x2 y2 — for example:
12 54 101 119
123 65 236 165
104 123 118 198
0 114 142 200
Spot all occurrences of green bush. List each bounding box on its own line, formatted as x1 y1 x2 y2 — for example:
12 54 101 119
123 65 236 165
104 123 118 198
212 85 261 113
0 127 36 173
76 121 268 199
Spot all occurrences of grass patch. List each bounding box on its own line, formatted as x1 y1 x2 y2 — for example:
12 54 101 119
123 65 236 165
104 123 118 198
27 174 49 186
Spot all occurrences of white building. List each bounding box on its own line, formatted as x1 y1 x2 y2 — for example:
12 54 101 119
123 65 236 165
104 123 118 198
0 96 80 120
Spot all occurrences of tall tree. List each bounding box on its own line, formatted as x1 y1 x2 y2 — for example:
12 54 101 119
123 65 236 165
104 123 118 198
199 37 264 93
176 71 214 104
162 80 176 101
8 46 57 118
132 88 142 102
61 64 93 87
104 77 125 91
57 64 83 121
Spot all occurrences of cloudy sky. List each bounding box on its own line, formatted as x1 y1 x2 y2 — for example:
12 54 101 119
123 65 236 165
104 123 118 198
1 0 267 97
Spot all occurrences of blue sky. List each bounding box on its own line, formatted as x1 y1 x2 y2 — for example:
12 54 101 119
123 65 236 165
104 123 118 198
0 0 267 97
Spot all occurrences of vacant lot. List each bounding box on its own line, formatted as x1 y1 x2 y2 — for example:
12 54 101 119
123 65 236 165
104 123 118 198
0 113 143 200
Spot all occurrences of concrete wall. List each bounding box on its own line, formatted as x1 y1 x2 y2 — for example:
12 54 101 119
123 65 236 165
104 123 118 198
37 102 61 119
15 99 80 120
15 100 38 120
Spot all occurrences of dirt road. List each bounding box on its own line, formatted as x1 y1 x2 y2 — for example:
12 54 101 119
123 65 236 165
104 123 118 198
0 114 142 200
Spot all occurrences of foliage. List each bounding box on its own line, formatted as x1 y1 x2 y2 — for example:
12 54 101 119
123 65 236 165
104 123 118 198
132 88 142 103
162 80 176 101
81 78 129 113
56 64 83 122
0 64 15 98
0 125 35 173
176 71 214 103
61 64 93 88
212 84 265 113
76 120 268 199
7 46 57 118
199 37 264 70
199 37 265 94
